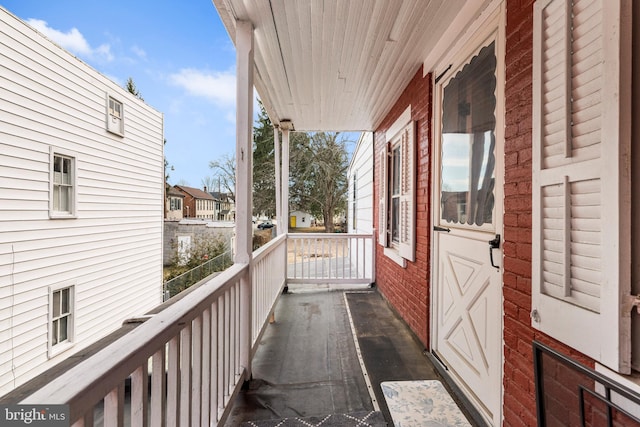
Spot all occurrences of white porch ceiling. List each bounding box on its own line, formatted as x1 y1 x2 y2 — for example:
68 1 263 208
212 0 487 132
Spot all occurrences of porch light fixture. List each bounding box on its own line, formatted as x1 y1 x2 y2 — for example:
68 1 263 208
279 120 294 131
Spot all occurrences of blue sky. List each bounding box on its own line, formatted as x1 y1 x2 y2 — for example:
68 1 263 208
2 1 241 188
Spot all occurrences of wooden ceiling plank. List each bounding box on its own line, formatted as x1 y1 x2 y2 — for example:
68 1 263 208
249 0 293 122
217 1 474 131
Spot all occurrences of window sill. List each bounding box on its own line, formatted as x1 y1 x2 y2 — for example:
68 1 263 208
48 340 75 359
106 128 125 137
384 247 407 268
49 212 77 219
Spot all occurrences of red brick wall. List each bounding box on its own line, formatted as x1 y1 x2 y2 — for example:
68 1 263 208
503 1 596 426
374 66 431 346
371 4 611 425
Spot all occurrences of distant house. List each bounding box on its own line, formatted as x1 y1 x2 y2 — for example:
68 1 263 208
209 191 235 221
289 210 314 228
174 185 215 219
165 186 185 221
0 7 164 397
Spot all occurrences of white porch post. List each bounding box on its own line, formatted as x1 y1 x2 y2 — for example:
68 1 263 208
273 125 282 235
280 123 292 233
235 20 253 379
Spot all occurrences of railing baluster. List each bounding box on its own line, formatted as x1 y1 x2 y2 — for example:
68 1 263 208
167 336 180 426
293 238 297 279
229 284 236 385
211 301 219 422
201 309 211 427
235 280 242 378
341 237 345 279
217 295 224 417
301 238 305 279
131 363 148 427
103 383 124 427
150 348 166 427
72 412 93 427
192 316 202 427
315 238 319 279
179 325 192 427
224 291 231 397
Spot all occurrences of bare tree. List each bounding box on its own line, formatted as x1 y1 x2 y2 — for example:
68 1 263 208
208 153 236 202
201 176 216 193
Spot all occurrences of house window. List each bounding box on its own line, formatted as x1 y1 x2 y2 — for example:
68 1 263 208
109 97 122 118
106 95 124 136
170 197 182 211
378 107 415 265
50 150 76 218
49 285 74 356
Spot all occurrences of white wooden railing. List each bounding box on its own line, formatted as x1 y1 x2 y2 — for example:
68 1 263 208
251 234 287 351
20 235 288 427
287 232 375 285
17 233 372 426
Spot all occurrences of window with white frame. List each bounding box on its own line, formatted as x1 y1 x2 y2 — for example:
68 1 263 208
50 150 76 218
49 285 74 355
378 107 415 265
106 95 124 135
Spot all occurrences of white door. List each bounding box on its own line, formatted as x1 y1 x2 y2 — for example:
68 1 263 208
432 36 503 426
177 235 191 266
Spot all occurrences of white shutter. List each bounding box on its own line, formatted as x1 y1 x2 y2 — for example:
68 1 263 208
398 122 415 261
378 148 388 246
532 0 631 373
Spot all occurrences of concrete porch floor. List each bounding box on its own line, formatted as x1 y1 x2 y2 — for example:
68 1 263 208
223 288 484 426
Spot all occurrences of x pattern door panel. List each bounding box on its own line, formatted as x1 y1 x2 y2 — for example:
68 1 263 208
436 232 501 423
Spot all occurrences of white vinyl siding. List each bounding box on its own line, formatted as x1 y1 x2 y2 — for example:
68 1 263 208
378 107 415 264
0 9 164 395
532 0 632 373
348 132 374 278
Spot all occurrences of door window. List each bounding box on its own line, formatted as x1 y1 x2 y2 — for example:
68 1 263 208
440 42 497 227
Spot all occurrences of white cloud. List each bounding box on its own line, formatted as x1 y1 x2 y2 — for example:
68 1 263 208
169 68 236 108
94 43 114 62
26 18 112 62
131 45 147 59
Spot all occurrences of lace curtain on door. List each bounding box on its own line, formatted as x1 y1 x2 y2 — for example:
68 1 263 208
440 42 497 226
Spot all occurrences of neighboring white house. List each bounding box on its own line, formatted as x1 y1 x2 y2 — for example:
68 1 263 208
289 210 314 228
0 7 164 397
166 186 185 221
347 132 374 279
